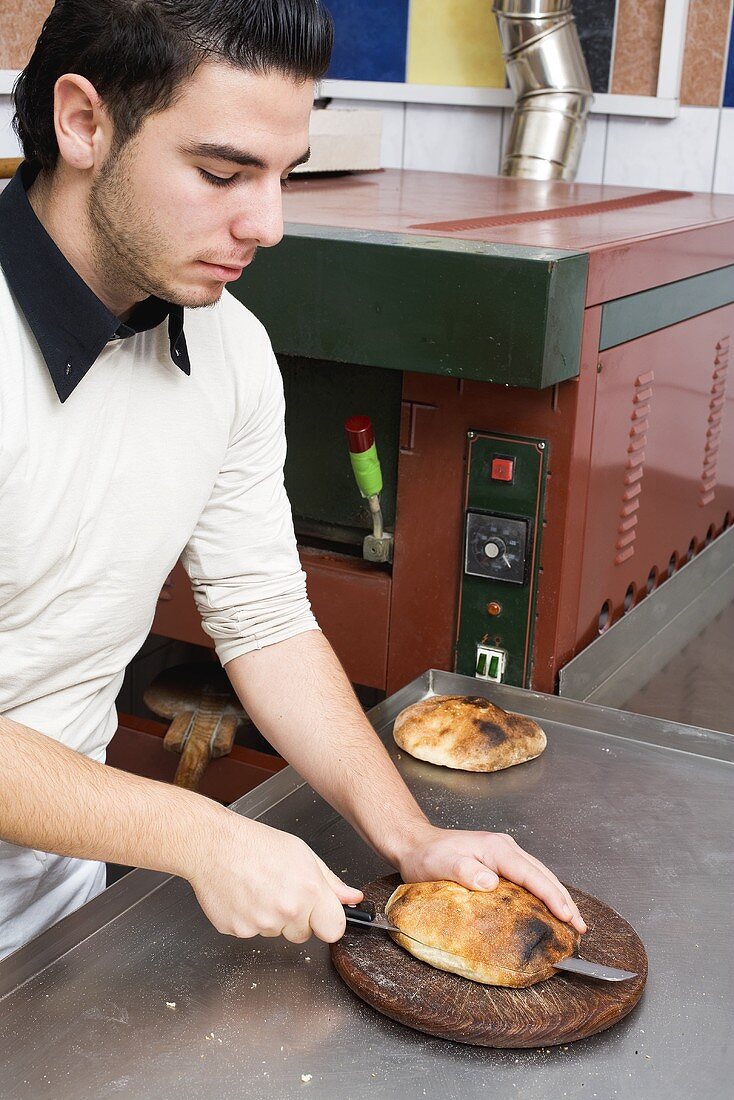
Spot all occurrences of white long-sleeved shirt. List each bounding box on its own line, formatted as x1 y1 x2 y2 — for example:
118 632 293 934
0 269 319 957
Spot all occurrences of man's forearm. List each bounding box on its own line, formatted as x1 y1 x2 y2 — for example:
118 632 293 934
0 714 225 877
226 631 431 866
227 633 589 937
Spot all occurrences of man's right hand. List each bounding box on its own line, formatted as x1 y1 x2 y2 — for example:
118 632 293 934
0 715 362 951
188 812 364 944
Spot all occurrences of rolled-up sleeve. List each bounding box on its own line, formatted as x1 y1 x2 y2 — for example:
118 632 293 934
181 347 319 666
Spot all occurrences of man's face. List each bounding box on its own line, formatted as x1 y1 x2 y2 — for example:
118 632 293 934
87 61 313 310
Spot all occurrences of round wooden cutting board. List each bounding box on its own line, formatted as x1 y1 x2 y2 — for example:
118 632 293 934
330 875 647 1048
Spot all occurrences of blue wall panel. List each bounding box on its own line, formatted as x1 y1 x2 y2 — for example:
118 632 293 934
724 12 734 107
326 0 410 83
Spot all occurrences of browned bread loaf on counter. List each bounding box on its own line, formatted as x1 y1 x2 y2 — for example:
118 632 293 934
385 878 579 987
393 694 546 772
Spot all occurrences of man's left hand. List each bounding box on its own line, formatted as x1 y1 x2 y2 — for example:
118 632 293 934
396 824 587 934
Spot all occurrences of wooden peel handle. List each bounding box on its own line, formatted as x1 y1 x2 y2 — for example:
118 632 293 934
172 731 214 791
0 158 22 180
164 708 238 791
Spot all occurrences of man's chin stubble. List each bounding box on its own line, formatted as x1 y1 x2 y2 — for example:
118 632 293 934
164 284 226 309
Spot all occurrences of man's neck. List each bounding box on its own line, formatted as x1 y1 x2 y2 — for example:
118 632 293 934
27 168 140 320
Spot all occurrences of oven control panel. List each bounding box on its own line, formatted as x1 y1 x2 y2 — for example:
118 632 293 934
456 432 548 688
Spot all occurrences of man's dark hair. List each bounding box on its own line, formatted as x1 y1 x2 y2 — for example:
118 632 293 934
13 0 334 172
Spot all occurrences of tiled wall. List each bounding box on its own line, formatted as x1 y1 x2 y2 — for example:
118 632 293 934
325 0 734 194
680 0 733 107
0 0 52 69
326 0 734 106
327 0 411 83
2 0 734 102
4 0 733 103
610 0 666 97
2 0 734 192
334 97 733 193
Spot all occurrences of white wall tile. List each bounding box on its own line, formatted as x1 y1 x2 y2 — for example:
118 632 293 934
498 107 512 170
0 95 21 158
325 98 405 170
319 97 733 194
603 106 720 192
713 108 734 195
575 113 608 185
403 103 503 176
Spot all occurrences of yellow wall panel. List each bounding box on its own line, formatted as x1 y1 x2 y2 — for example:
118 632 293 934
407 0 506 87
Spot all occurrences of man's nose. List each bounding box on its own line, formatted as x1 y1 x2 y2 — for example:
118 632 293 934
231 185 284 249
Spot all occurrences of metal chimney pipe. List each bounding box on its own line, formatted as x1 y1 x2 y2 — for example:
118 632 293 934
493 0 594 181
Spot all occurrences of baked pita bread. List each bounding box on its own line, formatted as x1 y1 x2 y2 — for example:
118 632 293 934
385 878 579 987
393 694 546 772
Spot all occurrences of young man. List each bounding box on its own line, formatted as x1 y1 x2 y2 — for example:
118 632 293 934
0 0 585 960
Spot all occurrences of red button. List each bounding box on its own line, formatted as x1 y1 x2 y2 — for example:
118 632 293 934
491 457 514 482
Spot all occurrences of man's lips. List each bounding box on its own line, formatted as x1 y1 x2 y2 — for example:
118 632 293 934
199 257 253 280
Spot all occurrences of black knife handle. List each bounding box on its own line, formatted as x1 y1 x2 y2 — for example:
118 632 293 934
343 902 376 924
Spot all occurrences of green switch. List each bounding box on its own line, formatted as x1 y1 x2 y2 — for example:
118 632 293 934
475 644 507 682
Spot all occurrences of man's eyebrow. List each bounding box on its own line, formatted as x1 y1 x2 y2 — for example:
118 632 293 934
181 142 311 172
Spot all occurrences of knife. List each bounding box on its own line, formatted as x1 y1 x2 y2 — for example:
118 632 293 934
343 904 637 982
343 902 425 945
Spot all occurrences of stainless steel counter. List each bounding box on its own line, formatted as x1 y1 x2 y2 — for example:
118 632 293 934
1 670 732 1099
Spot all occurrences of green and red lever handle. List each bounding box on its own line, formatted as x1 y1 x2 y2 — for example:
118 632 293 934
345 416 394 564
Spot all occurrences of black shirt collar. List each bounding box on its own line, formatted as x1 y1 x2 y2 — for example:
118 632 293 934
0 162 190 403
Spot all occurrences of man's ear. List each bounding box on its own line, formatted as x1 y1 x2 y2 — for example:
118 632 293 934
53 73 113 171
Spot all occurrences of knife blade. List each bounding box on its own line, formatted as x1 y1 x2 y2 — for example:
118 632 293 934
344 903 423 942
343 905 637 981
551 956 638 981
344 904 402 934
